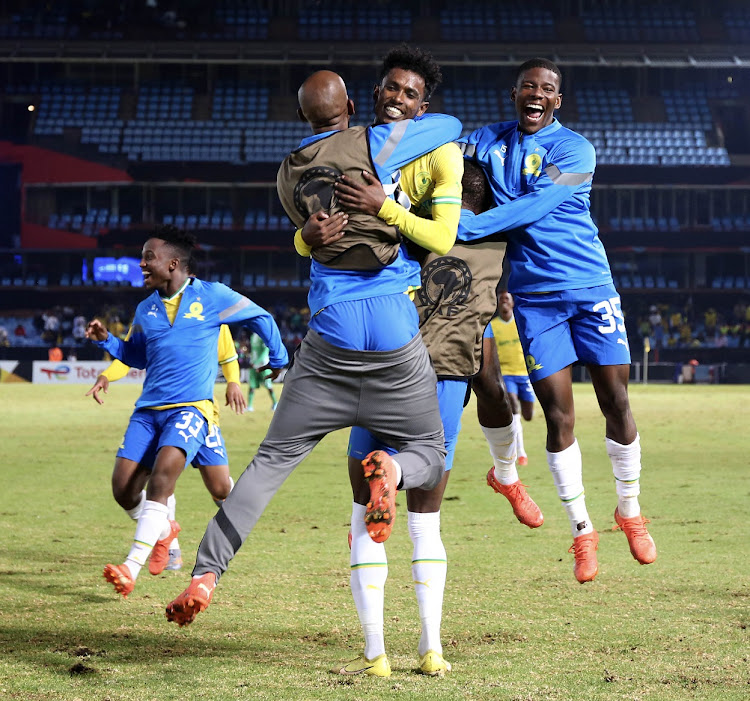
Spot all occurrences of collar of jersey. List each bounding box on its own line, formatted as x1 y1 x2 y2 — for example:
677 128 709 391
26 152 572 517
516 117 562 139
160 277 191 302
298 129 339 149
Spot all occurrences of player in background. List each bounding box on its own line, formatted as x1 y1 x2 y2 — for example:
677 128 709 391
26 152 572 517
245 331 278 412
302 48 540 677
457 58 656 583
85 323 244 571
486 291 536 466
165 68 462 642
86 226 287 598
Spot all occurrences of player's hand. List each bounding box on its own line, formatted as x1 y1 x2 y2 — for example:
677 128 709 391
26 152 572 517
301 211 347 248
225 382 247 415
85 319 109 342
334 171 386 216
258 363 282 381
85 374 109 405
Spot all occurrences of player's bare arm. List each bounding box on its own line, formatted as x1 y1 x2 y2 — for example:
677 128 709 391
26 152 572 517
334 171 386 216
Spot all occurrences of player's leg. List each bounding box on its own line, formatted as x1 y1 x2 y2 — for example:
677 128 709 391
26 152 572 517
340 428 392 674
474 334 542 527
588 364 656 564
515 291 597 581
105 408 206 597
403 379 465 676
194 424 234 504
573 285 655 565
167 331 364 625
246 369 259 412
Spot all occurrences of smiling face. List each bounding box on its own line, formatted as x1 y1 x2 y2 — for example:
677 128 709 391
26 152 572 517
140 238 179 293
373 67 428 125
511 66 562 134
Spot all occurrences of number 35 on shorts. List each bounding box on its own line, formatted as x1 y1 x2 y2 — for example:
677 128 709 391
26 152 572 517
593 297 625 335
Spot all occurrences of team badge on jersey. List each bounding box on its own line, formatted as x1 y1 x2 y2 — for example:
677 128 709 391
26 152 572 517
184 301 205 321
526 354 543 372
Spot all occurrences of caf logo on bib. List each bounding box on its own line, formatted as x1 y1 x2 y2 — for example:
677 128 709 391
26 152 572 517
293 166 342 219
417 256 472 308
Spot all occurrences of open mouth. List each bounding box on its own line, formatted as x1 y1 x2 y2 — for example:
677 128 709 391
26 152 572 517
523 104 545 122
383 104 404 119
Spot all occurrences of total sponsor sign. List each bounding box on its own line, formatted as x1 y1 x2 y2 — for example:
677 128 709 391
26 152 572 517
32 361 146 384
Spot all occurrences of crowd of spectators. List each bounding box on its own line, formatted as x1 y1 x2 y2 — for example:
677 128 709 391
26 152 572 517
0 301 311 361
633 299 750 351
2 298 747 362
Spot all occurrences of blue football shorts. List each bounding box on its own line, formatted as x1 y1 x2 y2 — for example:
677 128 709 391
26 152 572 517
191 423 228 468
503 375 536 402
117 406 208 469
513 284 632 383
347 378 469 471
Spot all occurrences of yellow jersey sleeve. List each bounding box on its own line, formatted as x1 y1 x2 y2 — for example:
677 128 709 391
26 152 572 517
217 324 241 384
377 142 463 256
294 228 313 257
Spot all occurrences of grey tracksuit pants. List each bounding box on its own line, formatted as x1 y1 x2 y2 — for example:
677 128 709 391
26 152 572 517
193 328 446 580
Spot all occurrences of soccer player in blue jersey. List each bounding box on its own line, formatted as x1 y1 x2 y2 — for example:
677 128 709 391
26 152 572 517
299 50 538 677
165 69 460 641
85 323 245 572
457 58 656 583
86 226 288 598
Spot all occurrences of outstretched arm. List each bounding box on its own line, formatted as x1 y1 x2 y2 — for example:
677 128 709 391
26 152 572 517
458 146 595 241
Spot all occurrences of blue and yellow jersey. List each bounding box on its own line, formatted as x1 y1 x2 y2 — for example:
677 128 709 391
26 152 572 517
490 316 527 377
458 118 612 293
101 324 241 426
96 278 287 423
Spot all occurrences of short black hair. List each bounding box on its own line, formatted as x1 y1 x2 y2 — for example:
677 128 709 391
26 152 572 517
379 44 443 100
515 58 563 91
150 224 197 271
461 160 492 215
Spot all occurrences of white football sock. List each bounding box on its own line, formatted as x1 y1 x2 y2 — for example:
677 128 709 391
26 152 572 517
349 502 388 660
124 500 169 580
481 422 519 484
513 414 527 459
408 511 447 657
126 490 147 520
547 440 593 537
166 493 179 550
607 433 642 518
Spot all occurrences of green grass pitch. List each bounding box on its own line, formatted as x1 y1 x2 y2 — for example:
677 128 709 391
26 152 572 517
0 383 747 700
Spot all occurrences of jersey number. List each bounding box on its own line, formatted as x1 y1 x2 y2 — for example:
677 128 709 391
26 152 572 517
175 410 206 443
593 297 625 334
